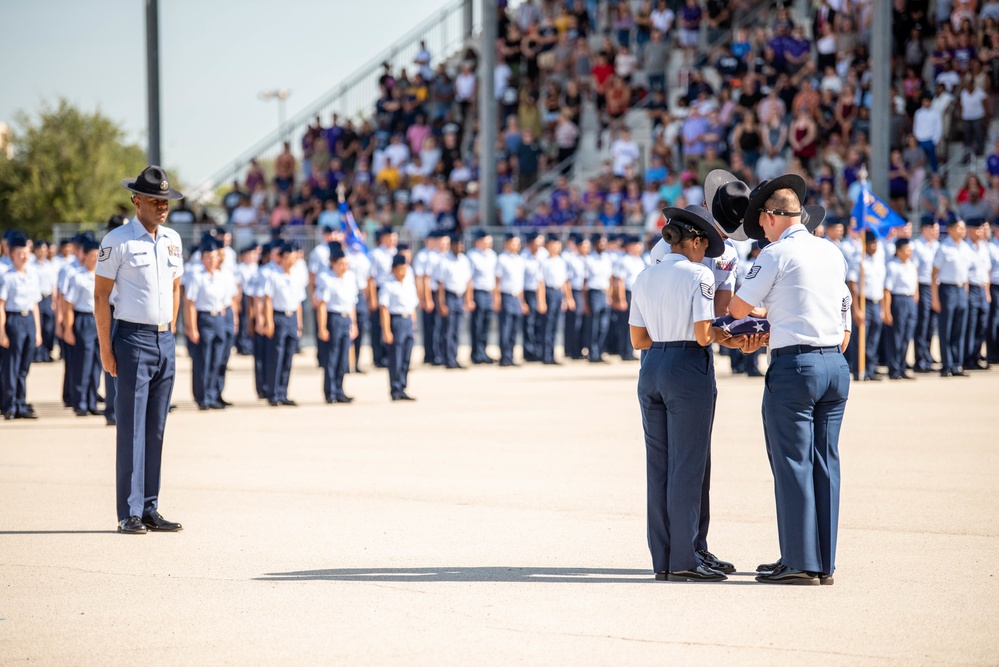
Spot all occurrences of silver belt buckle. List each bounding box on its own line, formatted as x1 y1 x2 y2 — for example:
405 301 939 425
20 311 29 316
157 323 168 332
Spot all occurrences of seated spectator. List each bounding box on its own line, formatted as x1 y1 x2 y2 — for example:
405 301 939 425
756 147 788 182
497 181 524 226
403 200 437 239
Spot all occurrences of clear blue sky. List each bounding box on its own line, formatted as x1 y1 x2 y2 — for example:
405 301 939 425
0 0 452 186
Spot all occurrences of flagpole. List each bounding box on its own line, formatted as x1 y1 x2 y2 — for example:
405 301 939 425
857 166 868 380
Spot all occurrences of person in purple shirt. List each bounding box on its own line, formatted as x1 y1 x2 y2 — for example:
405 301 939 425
682 110 709 160
552 197 577 226
598 200 621 227
530 203 554 228
783 25 811 74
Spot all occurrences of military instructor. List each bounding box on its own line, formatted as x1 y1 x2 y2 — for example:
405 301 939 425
95 166 185 535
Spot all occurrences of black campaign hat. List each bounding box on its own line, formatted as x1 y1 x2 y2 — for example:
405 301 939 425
661 205 725 258
741 174 807 241
704 170 751 239
121 165 184 200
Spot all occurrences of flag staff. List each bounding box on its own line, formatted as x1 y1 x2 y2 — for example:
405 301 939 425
856 165 868 380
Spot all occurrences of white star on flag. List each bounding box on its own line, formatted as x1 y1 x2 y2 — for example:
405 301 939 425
754 321 765 332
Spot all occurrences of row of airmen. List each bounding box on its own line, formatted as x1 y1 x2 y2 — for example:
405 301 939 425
824 218 999 379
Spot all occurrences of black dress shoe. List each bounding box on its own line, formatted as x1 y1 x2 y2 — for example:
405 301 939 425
268 400 281 407
914 366 933 373
4 412 16 420
755 564 818 585
20 409 38 419
208 402 226 410
953 369 970 377
279 399 298 406
87 408 102 416
198 404 210 411
757 558 782 572
335 394 354 403
862 375 883 382
118 516 147 534
325 398 335 404
667 564 727 582
219 398 233 407
169 404 178 412
697 549 735 574
940 371 954 377
106 418 116 427
141 510 182 532
819 573 834 586
445 364 467 370
396 393 416 401
654 572 669 581
74 408 90 417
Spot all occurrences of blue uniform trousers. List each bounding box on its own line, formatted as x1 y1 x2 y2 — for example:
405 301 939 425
62 338 76 407
71 312 101 413
104 306 117 422
35 296 54 362
696 387 718 552
442 291 464 368
498 293 522 364
323 312 352 401
619 291 636 360
354 298 368 371
886 294 916 378
565 289 585 359
236 294 253 355
606 305 620 357
388 314 414 398
988 285 999 364
542 288 563 363
253 331 267 398
219 307 235 396
863 299 883 378
315 307 328 368
470 289 494 363
421 293 438 364
937 283 968 374
763 347 849 574
638 344 715 573
587 290 611 361
2 313 36 415
522 290 541 361
914 283 937 370
265 313 298 402
192 312 226 407
370 292 387 368
113 326 175 521
964 285 989 367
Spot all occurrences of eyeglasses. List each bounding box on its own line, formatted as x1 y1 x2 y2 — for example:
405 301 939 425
760 209 802 217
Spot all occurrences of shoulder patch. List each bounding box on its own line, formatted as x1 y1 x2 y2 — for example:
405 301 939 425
98 247 111 262
841 295 852 312
700 283 715 300
746 265 761 280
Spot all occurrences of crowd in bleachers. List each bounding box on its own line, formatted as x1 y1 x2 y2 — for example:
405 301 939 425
218 0 999 245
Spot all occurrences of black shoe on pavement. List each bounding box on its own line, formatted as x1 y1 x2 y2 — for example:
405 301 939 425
118 516 147 534
697 549 735 574
755 564 819 585
667 564 728 582
141 510 182 532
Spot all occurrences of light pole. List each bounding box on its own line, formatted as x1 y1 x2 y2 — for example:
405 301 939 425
259 89 291 140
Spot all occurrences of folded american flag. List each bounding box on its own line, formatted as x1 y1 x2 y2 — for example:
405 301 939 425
712 315 770 336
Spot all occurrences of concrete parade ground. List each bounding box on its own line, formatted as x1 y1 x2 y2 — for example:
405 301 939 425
1 347 997 665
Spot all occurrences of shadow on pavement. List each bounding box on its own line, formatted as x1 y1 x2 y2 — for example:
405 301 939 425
0 530 118 535
255 566 759 584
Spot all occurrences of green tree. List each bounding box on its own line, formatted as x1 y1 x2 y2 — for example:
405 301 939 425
0 99 149 238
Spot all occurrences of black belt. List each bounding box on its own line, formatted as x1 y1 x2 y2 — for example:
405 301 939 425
73 310 95 316
390 313 411 318
650 341 701 349
117 320 169 332
6 310 31 317
327 311 351 318
445 290 461 298
275 310 296 317
771 344 840 358
890 293 915 298
197 310 224 316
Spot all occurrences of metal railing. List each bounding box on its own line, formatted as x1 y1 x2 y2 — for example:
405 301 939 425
187 0 478 203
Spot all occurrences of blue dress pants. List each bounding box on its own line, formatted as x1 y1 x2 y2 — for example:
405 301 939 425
236 294 253 355
2 313 36 415
192 312 225 407
498 293 522 364
36 296 54 361
323 312 352 401
937 283 968 374
587 290 611 361
542 288 563 363
265 313 298 402
71 312 101 413
763 347 849 574
619 291 636 360
638 344 715 573
913 283 937 370
114 326 175 521
470 289 494 363
388 315 414 398
886 295 916 378
964 284 989 367
988 285 999 363
103 306 117 422
442 291 464 367
219 307 235 396
369 292 387 368
421 294 438 364
354 298 368 371
522 290 541 361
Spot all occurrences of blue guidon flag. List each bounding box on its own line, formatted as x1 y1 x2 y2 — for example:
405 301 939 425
339 200 368 255
712 315 770 336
